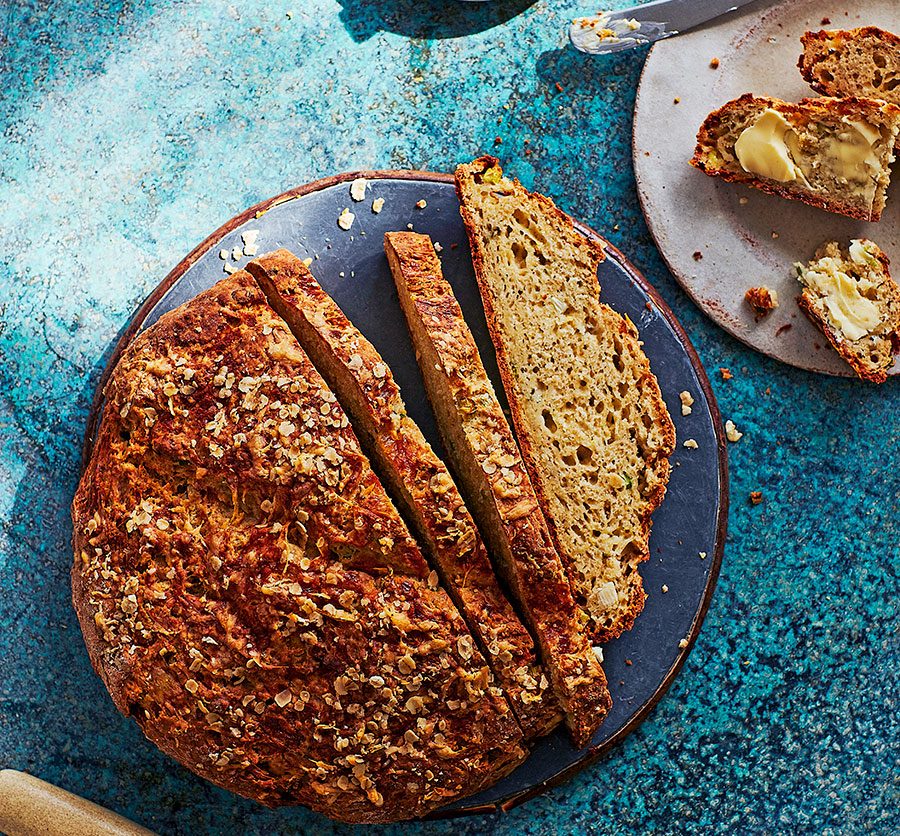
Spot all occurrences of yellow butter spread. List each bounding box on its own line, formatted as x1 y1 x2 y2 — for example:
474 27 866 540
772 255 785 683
798 245 882 341
821 119 882 191
734 109 806 182
734 109 884 201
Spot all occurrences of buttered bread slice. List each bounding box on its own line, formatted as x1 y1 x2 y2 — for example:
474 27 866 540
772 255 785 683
691 94 900 222
386 231 611 749
455 157 674 643
247 249 560 740
800 27 900 110
796 239 900 383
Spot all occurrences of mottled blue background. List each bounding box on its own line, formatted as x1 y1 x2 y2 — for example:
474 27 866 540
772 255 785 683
0 1 897 834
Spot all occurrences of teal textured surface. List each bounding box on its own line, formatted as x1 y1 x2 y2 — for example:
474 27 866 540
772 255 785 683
0 1 897 834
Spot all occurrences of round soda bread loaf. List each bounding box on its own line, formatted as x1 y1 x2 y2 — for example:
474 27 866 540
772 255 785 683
71 271 524 824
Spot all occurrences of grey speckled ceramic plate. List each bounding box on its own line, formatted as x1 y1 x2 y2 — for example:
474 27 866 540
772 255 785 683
634 0 899 377
85 171 728 818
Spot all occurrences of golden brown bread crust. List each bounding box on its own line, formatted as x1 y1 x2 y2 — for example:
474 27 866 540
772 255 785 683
796 242 900 384
385 231 611 748
246 249 561 740
72 271 525 823
690 94 900 222
454 156 674 643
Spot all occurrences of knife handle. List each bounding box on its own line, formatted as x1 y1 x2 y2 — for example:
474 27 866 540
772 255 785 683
0 770 157 836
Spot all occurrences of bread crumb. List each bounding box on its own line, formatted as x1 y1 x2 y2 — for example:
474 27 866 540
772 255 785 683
678 638 689 649
719 367 733 380
709 57 720 69
241 229 259 255
745 286 779 319
350 177 368 202
372 197 385 214
699 551 707 560
415 199 427 209
673 97 681 104
749 491 763 505
679 390 694 416
661 584 669 593
739 197 749 205
725 420 743 442
433 241 443 253
218 249 229 260
775 323 793 337
592 645 604 663
692 251 703 261
302 257 313 267
821 17 831 24
337 208 355 230
406 223 414 230
223 262 238 274
231 245 243 261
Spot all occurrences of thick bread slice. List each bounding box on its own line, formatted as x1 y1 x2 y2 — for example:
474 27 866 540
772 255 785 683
691 94 900 222
385 231 611 748
455 157 675 643
72 270 525 824
247 249 561 740
800 27 900 110
796 239 900 383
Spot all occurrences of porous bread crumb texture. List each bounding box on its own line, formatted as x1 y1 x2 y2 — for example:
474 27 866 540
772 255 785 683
691 94 900 222
455 157 675 644
797 240 900 383
247 250 560 741
71 271 525 824
800 27 900 109
386 230 611 748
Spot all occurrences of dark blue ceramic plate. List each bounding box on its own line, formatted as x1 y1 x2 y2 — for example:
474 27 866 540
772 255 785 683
86 171 728 818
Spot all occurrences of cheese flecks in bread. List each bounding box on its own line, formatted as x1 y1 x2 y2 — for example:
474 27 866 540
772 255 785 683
796 239 900 383
71 271 525 824
385 231 611 749
246 249 561 741
454 157 675 644
800 27 900 110
691 94 900 222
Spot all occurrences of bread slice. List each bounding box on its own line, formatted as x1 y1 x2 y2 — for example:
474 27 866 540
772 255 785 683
796 239 900 383
72 270 525 823
247 249 561 740
800 27 900 110
385 231 611 748
691 94 900 221
454 157 675 643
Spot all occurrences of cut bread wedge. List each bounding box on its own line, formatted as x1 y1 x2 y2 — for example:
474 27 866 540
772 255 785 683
455 157 674 644
796 239 900 383
385 231 611 749
247 249 561 740
691 94 900 222
800 27 900 110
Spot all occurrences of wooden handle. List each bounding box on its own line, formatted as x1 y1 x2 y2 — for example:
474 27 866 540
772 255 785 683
0 770 157 836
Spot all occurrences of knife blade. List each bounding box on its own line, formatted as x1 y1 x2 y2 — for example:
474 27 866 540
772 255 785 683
570 0 765 54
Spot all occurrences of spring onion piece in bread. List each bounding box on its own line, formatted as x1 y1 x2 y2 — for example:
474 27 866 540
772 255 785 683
691 94 900 221
796 239 900 383
799 27 900 109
